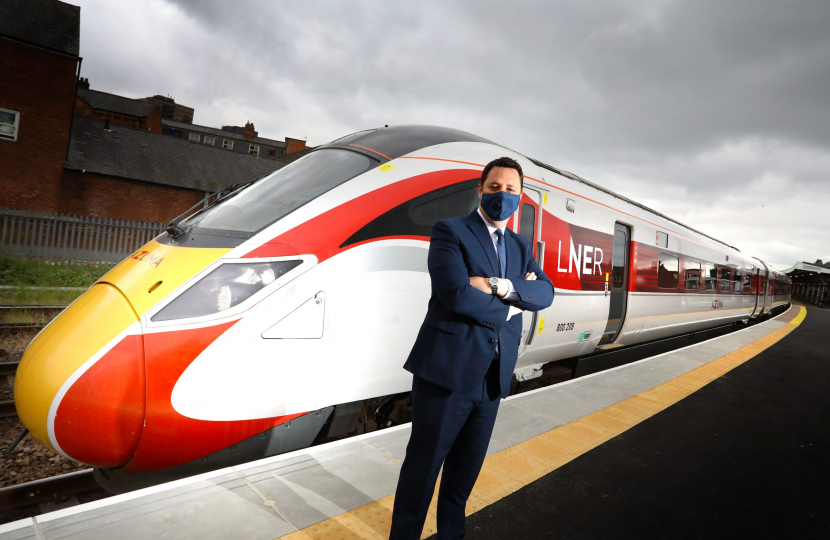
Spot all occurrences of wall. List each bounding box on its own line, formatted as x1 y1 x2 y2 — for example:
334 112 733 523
0 38 78 211
55 170 206 223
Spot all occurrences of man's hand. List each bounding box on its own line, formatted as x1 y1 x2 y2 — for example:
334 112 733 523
471 272 537 296
469 276 492 294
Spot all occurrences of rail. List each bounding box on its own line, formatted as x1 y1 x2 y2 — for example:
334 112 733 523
0 469 100 512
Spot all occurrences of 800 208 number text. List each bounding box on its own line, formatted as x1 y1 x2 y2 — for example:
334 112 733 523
556 322 575 332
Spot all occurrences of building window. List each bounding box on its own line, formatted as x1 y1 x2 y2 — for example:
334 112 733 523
249 144 260 156
204 136 215 145
223 139 233 149
0 108 20 141
189 133 200 142
685 260 701 290
657 254 679 289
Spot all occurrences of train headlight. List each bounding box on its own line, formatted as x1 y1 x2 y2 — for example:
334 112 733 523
151 260 302 321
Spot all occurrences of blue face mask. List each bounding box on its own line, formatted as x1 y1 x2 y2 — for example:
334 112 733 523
480 191 521 221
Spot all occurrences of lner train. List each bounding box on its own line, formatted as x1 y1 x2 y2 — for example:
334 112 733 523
15 126 791 490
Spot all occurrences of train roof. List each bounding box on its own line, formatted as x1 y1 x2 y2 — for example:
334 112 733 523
319 125 742 257
524 157 742 255
318 125 493 160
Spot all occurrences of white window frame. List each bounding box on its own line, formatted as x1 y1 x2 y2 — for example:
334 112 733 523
0 108 21 142
249 144 260 156
189 133 200 142
223 139 233 149
204 136 215 145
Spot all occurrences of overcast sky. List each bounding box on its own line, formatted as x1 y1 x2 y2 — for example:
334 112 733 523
72 0 830 270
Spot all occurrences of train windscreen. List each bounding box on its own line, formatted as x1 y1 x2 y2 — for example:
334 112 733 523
183 149 375 233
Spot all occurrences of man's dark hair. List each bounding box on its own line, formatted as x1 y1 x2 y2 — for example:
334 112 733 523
480 157 523 190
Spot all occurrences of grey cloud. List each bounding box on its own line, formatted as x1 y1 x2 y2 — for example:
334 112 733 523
73 0 830 269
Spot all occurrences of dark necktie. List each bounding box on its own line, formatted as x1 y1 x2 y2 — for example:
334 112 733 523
495 229 506 278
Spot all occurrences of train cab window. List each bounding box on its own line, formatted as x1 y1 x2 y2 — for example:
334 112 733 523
341 179 480 247
685 260 701 290
409 184 479 226
733 270 742 293
183 149 375 233
743 272 752 292
703 264 717 291
719 266 732 292
518 204 536 244
657 254 679 289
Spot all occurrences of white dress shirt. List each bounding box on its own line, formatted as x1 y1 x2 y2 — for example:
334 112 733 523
476 208 521 306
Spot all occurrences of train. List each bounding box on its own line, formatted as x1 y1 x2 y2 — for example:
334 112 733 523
14 125 791 491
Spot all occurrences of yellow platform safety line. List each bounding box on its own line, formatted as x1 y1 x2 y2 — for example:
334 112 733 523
274 306 807 540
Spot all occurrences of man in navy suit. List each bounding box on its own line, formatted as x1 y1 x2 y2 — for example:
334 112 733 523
390 157 555 539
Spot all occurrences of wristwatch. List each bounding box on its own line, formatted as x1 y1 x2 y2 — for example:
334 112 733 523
489 277 500 296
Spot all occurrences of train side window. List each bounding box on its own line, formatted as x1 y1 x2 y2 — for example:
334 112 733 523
703 264 716 291
719 266 732 292
733 270 742 293
685 260 701 290
657 254 679 289
657 231 668 248
743 272 752 292
518 203 536 244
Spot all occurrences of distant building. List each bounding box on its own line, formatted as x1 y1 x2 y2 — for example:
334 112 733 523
0 0 309 224
162 119 305 160
783 259 830 307
62 116 283 222
138 95 194 124
75 79 162 133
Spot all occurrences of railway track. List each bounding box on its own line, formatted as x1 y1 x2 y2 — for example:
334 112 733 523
0 305 62 333
0 469 102 513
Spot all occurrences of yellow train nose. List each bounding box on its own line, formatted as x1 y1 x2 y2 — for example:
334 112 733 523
14 283 144 468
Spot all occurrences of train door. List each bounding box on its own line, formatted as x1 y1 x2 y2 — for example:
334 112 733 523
598 223 631 345
516 187 543 356
750 267 761 317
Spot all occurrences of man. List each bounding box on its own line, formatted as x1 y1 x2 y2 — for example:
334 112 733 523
390 156 555 539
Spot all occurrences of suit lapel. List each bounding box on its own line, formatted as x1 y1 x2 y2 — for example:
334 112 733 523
466 210 499 277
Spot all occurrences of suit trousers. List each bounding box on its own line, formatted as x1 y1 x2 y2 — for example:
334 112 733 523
389 354 502 540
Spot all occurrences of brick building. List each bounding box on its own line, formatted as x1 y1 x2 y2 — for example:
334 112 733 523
0 0 308 224
0 0 81 212
161 119 305 160
75 80 163 133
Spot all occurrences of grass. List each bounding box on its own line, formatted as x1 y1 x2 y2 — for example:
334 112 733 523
0 255 112 289
0 288 83 306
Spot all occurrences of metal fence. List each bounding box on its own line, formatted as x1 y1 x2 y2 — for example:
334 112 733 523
0 208 166 264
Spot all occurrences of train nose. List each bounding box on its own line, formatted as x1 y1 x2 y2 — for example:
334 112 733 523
15 283 145 469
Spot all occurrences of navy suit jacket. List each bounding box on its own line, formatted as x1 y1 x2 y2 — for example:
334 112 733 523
404 209 555 398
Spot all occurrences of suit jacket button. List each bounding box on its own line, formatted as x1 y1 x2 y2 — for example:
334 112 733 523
489 338 497 343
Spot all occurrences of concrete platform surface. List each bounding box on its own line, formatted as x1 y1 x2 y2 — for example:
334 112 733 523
0 306 805 540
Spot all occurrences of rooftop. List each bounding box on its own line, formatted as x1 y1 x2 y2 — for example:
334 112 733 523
0 0 80 56
162 119 285 148
77 88 157 118
66 116 284 192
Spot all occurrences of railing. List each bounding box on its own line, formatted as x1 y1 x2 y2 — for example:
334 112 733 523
0 208 165 264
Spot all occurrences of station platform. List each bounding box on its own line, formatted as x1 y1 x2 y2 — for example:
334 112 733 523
0 304 820 540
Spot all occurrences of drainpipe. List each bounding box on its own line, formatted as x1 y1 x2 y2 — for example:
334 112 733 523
65 56 83 161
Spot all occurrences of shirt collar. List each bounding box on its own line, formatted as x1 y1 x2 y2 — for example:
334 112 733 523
477 207 507 237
